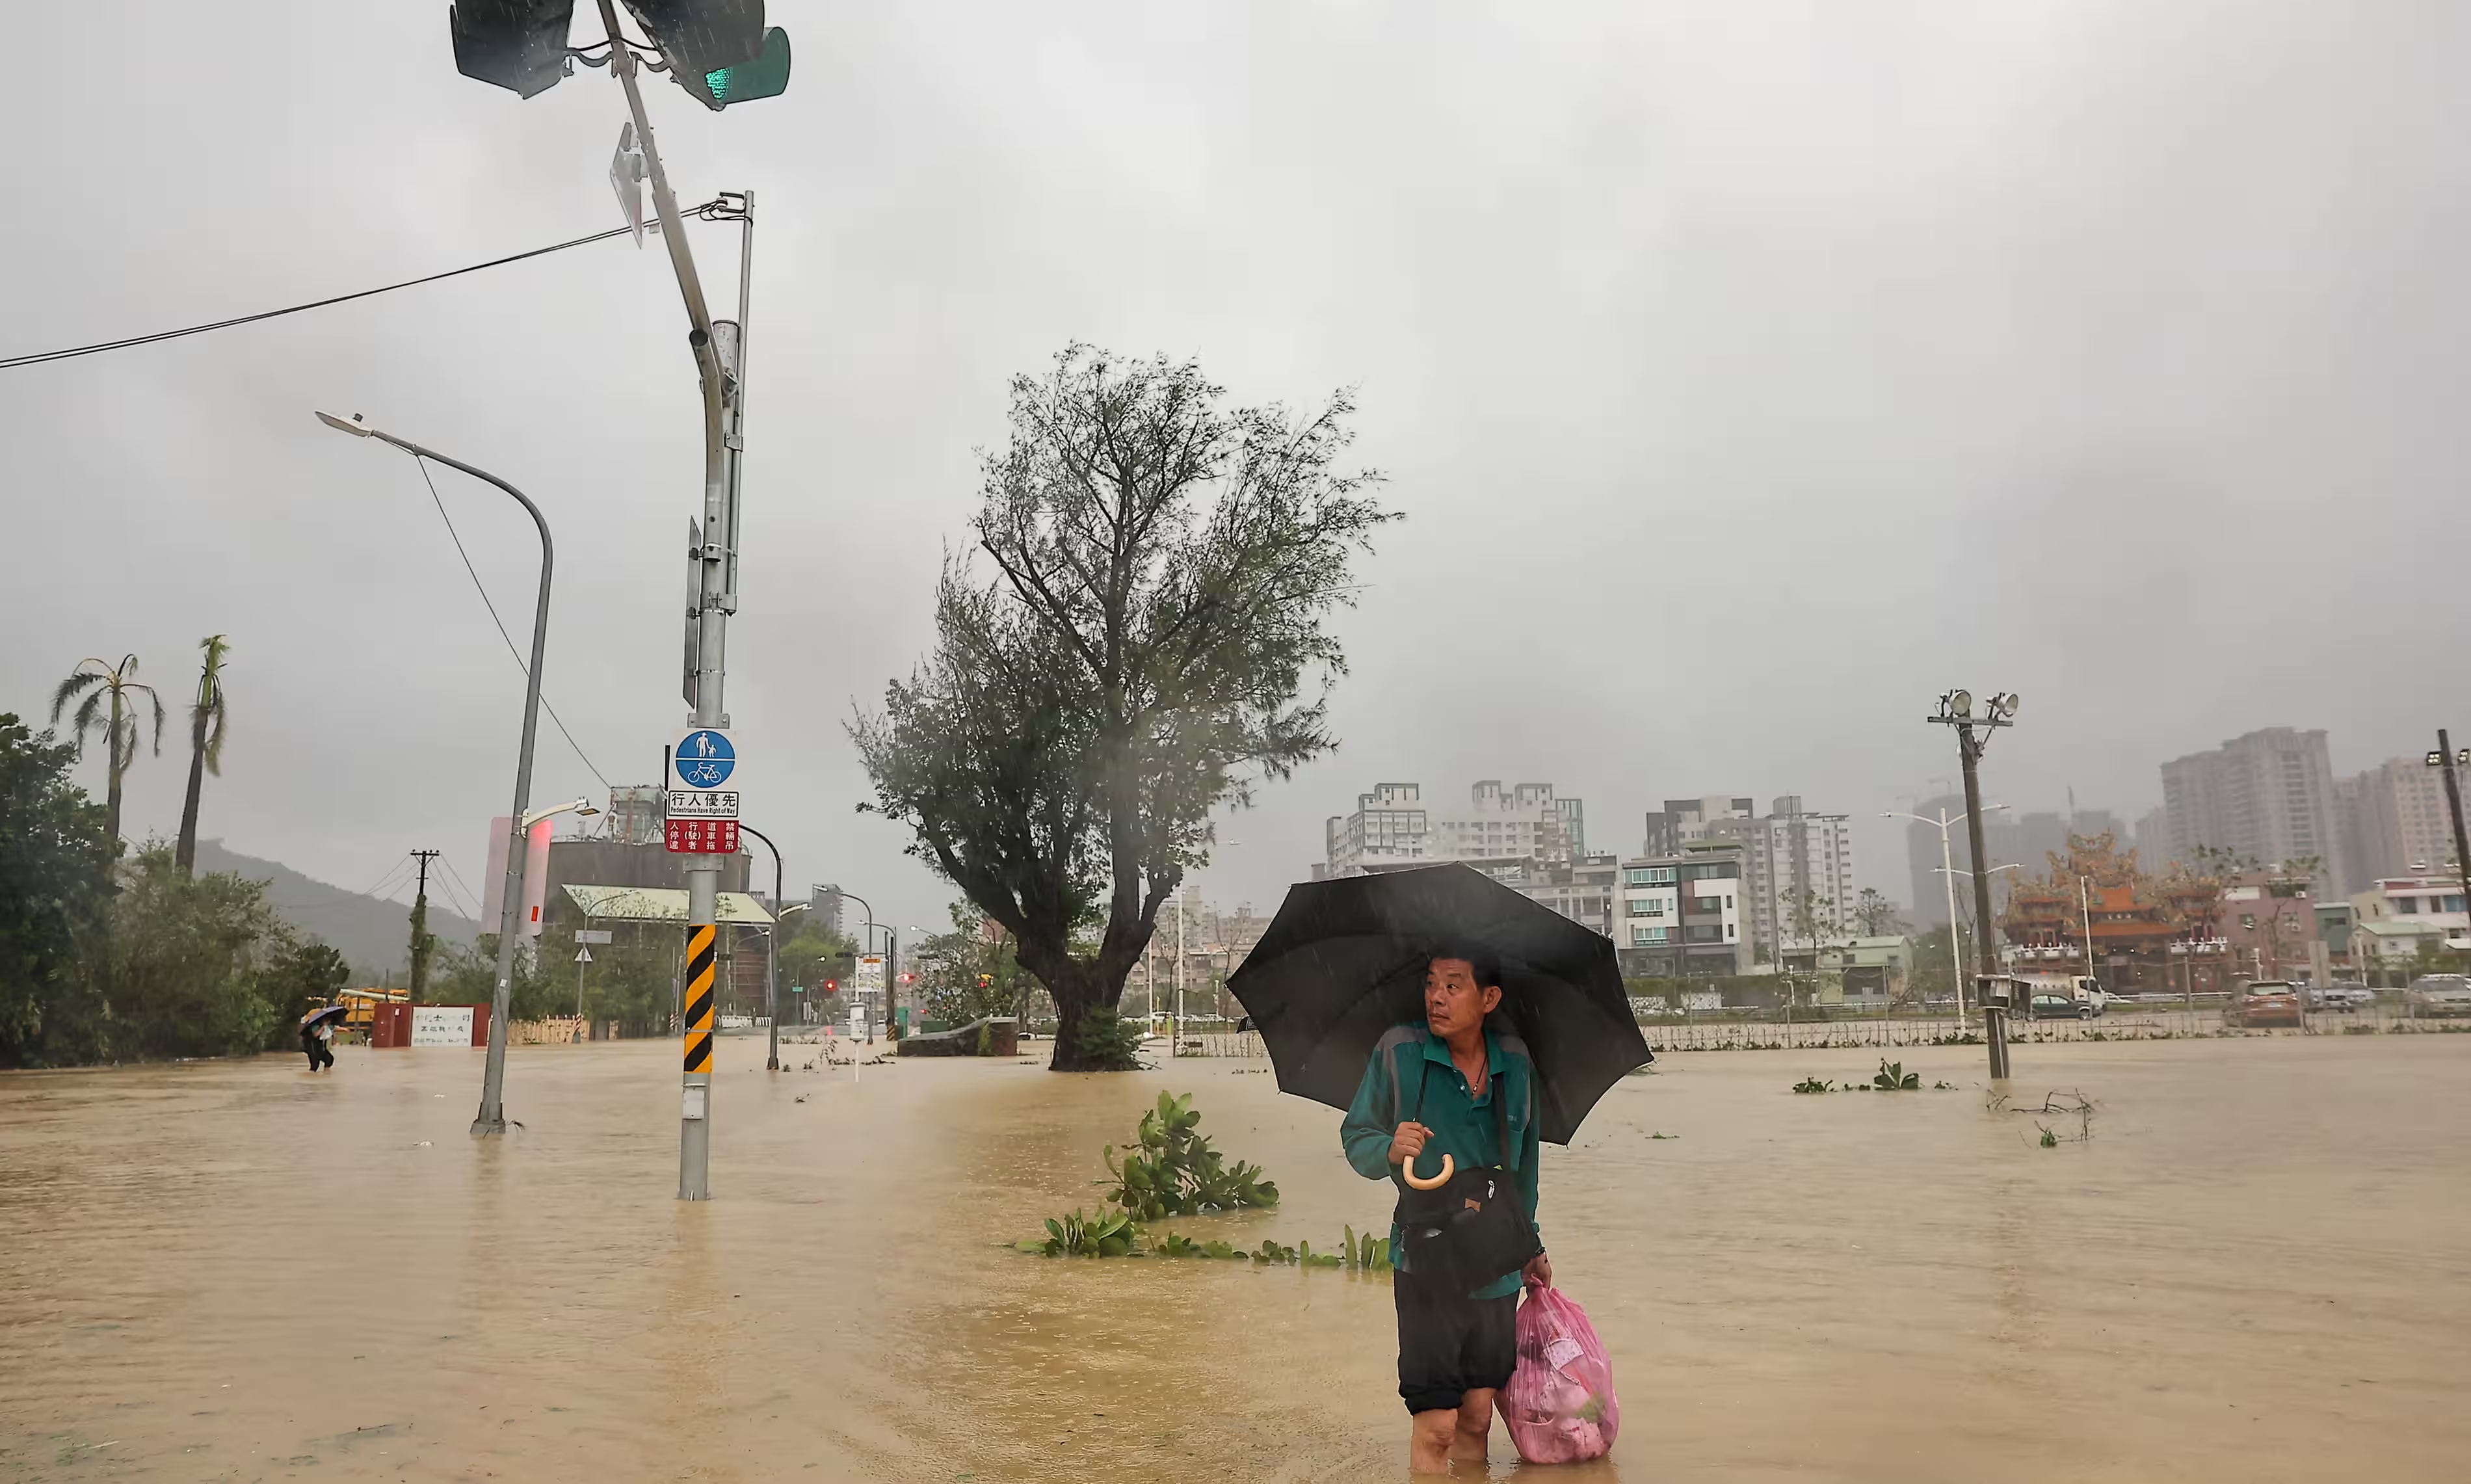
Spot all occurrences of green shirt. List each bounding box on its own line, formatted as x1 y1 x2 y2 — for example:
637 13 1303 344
1341 1023 1542 1299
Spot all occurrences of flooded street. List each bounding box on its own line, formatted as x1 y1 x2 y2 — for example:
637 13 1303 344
5 1035 2468 1482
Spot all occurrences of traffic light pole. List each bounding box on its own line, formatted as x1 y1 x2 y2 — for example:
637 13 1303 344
597 0 737 1201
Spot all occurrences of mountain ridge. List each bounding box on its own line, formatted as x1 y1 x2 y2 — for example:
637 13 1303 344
194 839 482 978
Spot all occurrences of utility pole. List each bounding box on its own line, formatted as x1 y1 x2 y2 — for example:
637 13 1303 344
2430 731 2471 959
886 927 901 1042
592 0 739 1203
443 0 791 1188
408 849 442 1001
1929 690 2020 1080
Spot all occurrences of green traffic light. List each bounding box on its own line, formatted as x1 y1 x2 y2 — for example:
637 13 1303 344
700 26 791 107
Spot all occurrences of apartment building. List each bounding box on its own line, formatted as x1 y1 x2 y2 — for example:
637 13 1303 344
1614 842 1751 977
2160 728 2338 875
1321 780 1585 878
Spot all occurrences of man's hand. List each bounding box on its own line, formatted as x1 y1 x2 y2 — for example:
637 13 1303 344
1388 1122 1435 1167
1522 1252 1553 1290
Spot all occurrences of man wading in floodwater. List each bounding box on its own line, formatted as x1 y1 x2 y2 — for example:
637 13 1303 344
1342 951 1548 1474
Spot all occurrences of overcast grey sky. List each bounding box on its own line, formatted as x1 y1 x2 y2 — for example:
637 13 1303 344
7 3 2468 933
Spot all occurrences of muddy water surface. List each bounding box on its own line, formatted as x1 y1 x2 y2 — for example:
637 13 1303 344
4 1035 2467 1481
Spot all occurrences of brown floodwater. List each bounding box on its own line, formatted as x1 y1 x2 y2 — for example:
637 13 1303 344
4 1033 2468 1482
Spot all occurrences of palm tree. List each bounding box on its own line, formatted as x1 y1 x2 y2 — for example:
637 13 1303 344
49 654 166 844
174 634 231 875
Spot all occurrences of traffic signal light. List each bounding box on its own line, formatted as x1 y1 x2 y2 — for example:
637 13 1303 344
449 0 576 98
622 1 791 110
684 28 791 109
824 979 838 992
449 0 789 109
898 972 916 985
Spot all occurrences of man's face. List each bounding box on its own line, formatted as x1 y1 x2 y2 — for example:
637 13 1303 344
1425 958 1502 1039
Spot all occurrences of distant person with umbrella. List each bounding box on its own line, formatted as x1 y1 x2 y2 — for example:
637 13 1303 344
1228 864 1650 1473
300 1004 345 1072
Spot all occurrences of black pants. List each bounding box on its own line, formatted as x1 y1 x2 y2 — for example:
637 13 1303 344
1394 1265 1517 1414
304 1039 332 1071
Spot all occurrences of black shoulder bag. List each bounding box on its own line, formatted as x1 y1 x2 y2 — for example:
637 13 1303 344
1392 1061 1542 1293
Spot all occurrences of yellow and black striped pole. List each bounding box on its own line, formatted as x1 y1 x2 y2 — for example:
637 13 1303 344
680 921 717 1199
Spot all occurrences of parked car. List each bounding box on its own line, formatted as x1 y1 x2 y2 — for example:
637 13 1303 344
2306 982 2375 1012
2026 993 2096 1021
2228 981 2304 1027
2405 975 2471 1018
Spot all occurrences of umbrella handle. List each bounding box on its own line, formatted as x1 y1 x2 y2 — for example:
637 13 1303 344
1401 1151 1454 1190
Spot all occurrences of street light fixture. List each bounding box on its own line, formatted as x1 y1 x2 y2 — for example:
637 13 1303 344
319 408 555 1135
738 823 789 1072
525 797 598 828
1884 804 2009 1027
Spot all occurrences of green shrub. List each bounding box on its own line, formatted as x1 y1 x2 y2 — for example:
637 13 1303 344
1103 1091 1279 1219
1018 1208 1141 1257
1071 1006 1144 1070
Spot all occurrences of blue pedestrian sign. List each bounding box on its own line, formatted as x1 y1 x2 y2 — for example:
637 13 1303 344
673 728 737 789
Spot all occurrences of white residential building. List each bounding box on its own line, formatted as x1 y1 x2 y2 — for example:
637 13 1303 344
1645 793 1857 957
1741 797 1858 960
1321 780 1585 879
1615 843 1750 975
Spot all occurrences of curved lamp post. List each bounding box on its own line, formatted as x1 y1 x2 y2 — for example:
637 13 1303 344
319 410 553 1135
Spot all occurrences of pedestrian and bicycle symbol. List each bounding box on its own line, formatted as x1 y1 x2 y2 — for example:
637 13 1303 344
673 729 735 788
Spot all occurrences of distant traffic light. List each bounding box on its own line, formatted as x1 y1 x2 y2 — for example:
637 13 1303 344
449 0 576 98
898 972 916 985
823 979 838 992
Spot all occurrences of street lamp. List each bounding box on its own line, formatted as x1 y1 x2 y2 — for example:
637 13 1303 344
525 798 598 828
320 409 555 1136
738 824 787 1072
1884 804 2009 1027
824 886 883 1042
1927 689 2020 1078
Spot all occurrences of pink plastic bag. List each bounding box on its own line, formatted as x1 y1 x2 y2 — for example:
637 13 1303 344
1503 1286 1619 1464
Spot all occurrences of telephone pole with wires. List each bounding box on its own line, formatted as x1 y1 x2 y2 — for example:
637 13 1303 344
409 849 443 1001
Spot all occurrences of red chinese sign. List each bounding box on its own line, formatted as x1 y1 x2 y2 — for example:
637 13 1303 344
665 819 739 854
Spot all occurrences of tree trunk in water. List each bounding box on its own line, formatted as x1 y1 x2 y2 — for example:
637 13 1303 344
1050 988 1092 1071
175 709 206 875
1042 959 1133 1072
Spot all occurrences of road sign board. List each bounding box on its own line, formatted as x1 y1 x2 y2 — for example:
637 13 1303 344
574 946 593 964
667 789 739 820
609 122 650 246
673 728 736 788
665 819 739 855
854 953 886 992
574 929 613 945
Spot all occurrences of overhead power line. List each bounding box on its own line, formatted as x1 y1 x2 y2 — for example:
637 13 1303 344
0 208 720 371
413 456 613 791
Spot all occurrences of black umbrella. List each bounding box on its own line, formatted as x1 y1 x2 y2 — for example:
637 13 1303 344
1227 863 1650 1145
